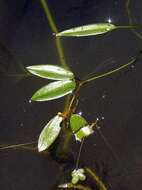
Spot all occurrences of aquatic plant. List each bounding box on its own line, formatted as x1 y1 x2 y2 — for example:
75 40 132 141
22 1 142 189
1 0 142 189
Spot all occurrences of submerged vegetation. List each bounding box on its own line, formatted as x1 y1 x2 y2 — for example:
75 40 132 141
1 0 142 189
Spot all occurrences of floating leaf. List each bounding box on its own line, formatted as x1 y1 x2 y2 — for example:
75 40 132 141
71 169 86 184
70 114 87 133
56 23 116 37
31 80 76 101
38 114 63 152
27 65 74 80
75 126 94 141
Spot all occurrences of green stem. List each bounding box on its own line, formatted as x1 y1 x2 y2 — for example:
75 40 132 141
0 141 37 150
62 129 72 153
75 138 84 169
85 167 107 190
40 0 69 70
55 37 69 69
116 25 142 29
126 0 142 40
40 0 58 33
84 57 136 83
59 183 92 190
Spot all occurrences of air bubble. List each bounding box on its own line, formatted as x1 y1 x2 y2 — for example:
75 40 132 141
78 111 83 116
102 94 106 99
131 65 135 69
108 18 112 23
20 123 24 127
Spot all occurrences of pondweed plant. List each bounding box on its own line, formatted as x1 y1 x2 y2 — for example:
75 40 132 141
1 1 142 190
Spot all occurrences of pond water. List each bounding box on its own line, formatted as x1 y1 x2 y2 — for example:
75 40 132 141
0 0 142 189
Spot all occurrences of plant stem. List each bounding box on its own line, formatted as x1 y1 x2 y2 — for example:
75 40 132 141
63 81 83 118
63 55 138 118
75 138 84 169
126 0 142 40
40 0 58 33
40 0 69 70
84 57 136 83
85 167 107 190
0 141 37 150
116 25 142 29
59 183 92 190
61 129 72 153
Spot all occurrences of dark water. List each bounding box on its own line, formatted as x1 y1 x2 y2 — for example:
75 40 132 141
0 0 142 189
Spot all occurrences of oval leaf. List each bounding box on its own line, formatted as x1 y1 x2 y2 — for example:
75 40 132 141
70 114 87 133
31 80 76 101
75 126 94 141
56 23 116 37
38 115 63 152
27 65 74 80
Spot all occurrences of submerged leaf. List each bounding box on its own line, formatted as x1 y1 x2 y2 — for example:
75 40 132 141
71 169 86 184
56 23 116 37
27 65 74 80
38 115 63 152
31 80 76 101
70 114 87 133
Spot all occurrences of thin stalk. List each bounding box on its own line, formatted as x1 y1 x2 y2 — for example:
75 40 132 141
40 0 69 70
85 167 107 190
63 82 83 118
75 138 84 169
0 141 37 150
116 25 142 29
126 0 142 40
59 183 92 190
84 57 136 83
55 37 69 69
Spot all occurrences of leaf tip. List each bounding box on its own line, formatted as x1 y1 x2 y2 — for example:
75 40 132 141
26 66 32 72
38 143 46 152
31 96 36 101
31 94 41 102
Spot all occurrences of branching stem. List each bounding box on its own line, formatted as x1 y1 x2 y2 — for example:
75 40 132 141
83 57 136 84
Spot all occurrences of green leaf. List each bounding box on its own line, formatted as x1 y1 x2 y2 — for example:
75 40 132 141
70 114 94 141
71 169 86 184
27 65 74 80
38 115 63 152
75 126 94 141
31 80 76 101
56 23 116 37
70 114 87 133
